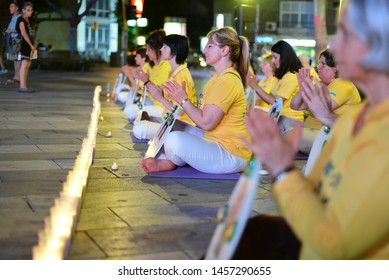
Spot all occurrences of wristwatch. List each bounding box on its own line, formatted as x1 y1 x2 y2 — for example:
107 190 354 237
180 98 189 106
274 166 296 182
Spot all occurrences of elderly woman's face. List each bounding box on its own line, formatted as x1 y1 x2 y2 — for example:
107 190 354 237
330 6 368 82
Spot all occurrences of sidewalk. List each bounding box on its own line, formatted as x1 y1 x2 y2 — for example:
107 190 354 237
0 67 115 259
0 67 305 260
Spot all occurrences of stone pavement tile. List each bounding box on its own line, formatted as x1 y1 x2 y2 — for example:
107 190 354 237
0 152 80 161
94 143 132 152
111 204 213 228
0 160 61 171
0 169 69 182
0 145 41 153
0 138 83 145
85 177 183 192
36 144 84 152
252 197 281 216
75 208 130 231
0 196 31 210
87 167 118 179
67 231 106 259
150 184 234 204
53 159 76 169
109 166 147 178
0 234 37 260
94 149 144 160
0 210 46 239
0 180 62 196
81 189 170 209
79 226 183 258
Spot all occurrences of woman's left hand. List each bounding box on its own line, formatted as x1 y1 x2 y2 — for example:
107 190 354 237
245 109 303 177
147 82 163 101
163 80 187 104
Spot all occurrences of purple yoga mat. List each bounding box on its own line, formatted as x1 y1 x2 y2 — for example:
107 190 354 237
148 166 241 180
295 151 309 160
130 132 149 143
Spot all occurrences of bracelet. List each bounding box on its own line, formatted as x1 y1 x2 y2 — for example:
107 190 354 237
274 165 296 182
180 98 189 106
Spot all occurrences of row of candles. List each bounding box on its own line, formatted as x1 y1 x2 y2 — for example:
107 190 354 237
32 86 103 259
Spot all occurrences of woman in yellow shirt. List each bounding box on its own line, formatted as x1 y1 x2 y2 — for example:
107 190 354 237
234 0 389 260
141 27 251 174
133 34 197 139
124 29 170 121
247 40 304 121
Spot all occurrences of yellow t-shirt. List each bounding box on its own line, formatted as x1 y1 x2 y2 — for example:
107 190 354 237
274 100 389 259
138 63 152 89
199 67 252 160
304 78 361 129
272 72 304 121
257 75 277 108
163 63 196 125
148 60 171 107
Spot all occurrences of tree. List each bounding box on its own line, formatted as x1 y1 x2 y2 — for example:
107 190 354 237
45 0 98 55
313 0 328 63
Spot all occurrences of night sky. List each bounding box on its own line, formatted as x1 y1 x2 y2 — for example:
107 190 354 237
142 0 214 50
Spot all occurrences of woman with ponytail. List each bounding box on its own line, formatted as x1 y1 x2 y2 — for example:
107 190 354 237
141 26 252 174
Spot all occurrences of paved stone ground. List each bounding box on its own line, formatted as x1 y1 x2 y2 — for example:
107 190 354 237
0 67 307 260
0 67 113 259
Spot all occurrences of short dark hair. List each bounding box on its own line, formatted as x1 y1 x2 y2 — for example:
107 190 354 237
10 0 20 9
136 48 149 62
163 34 189 64
271 40 302 79
146 29 165 60
319 49 336 68
319 49 338 78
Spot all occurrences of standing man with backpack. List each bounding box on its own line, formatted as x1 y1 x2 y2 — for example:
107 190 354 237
4 1 21 83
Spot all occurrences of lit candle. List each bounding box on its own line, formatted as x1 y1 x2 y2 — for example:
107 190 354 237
111 162 118 171
106 131 112 138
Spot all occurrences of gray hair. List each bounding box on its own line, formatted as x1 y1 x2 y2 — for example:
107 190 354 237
348 0 389 72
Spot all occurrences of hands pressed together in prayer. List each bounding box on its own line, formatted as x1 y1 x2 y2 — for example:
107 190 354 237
298 75 337 127
146 82 164 102
163 80 188 105
244 109 303 177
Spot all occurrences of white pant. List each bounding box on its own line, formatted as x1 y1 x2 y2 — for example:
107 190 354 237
133 120 161 139
158 131 248 174
123 97 163 122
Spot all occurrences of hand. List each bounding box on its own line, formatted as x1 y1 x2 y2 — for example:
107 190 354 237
244 109 302 177
296 68 311 91
300 77 337 127
247 70 259 88
147 82 163 101
134 68 149 83
163 80 187 104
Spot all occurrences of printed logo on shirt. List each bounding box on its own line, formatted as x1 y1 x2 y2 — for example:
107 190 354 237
329 91 336 97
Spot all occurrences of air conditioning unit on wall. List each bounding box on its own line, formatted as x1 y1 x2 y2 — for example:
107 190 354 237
265 21 277 32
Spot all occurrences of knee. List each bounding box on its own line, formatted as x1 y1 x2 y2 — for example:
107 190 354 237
124 104 137 121
133 121 146 139
164 131 185 156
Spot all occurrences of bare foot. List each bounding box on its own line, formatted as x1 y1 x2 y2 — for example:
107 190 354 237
141 157 176 172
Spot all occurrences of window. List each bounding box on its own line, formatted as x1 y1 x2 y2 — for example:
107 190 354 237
280 1 314 29
89 0 110 18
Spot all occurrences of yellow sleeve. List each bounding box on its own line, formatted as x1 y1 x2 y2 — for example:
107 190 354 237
274 72 298 100
273 116 389 259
